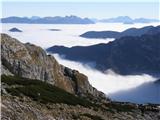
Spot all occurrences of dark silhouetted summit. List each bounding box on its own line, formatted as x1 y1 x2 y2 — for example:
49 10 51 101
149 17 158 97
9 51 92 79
80 25 160 39
9 27 22 32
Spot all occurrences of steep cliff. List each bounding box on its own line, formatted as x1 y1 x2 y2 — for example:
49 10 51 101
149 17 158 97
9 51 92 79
1 33 104 99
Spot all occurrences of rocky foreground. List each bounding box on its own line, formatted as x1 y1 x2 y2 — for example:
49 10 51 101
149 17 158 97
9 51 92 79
1 34 160 120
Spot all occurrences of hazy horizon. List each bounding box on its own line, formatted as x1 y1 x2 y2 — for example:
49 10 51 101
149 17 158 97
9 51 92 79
1 1 159 19
1 15 160 21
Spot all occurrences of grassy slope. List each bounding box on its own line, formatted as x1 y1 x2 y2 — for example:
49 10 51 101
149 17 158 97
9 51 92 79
1 75 94 107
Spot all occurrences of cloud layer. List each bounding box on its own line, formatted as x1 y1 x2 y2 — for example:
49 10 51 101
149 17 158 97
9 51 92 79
54 54 156 94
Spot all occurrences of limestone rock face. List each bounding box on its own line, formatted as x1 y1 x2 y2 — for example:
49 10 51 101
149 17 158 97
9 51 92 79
1 34 105 99
1 65 13 76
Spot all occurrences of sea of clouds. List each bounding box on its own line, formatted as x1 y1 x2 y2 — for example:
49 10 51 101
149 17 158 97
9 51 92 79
2 22 160 103
54 54 159 104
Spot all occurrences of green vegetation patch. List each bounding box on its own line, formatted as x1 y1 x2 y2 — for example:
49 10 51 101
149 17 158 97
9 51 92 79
2 75 136 113
1 75 94 107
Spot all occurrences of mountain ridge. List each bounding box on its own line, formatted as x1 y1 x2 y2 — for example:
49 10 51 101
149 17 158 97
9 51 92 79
99 16 160 23
1 15 94 24
47 27 160 75
80 25 160 39
1 16 159 24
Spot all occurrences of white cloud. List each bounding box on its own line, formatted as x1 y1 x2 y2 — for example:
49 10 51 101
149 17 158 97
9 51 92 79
53 54 157 95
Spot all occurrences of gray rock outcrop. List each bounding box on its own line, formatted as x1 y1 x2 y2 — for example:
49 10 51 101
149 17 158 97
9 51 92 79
1 33 105 99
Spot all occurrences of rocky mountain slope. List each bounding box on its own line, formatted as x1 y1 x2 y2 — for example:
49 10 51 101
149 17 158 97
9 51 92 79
2 75 160 120
80 25 160 39
47 31 160 75
1 34 160 120
1 33 104 98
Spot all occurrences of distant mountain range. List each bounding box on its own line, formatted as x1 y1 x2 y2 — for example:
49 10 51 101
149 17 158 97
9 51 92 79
1 16 159 24
99 16 160 24
80 25 160 39
47 26 160 75
1 15 94 24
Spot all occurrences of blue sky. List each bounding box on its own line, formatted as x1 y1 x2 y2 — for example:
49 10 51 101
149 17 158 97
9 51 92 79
1 0 159 19
1 0 158 2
